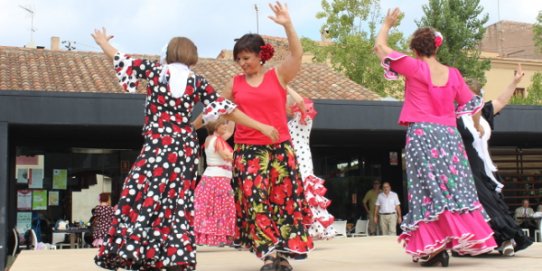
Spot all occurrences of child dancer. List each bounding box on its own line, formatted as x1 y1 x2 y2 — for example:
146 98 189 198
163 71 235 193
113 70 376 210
194 118 236 247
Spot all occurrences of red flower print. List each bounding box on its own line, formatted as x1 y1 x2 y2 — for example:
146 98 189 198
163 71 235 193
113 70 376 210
285 200 295 215
162 136 173 146
414 128 424 136
282 177 293 196
146 248 156 258
184 146 193 157
185 85 194 95
254 175 264 188
287 153 296 168
243 179 253 196
143 197 155 207
167 247 178 257
121 205 131 215
168 153 177 164
270 188 286 205
159 183 166 193
157 95 166 104
247 157 261 174
287 236 304 252
256 214 272 228
153 167 164 177
205 85 214 94
160 112 171 122
276 153 284 161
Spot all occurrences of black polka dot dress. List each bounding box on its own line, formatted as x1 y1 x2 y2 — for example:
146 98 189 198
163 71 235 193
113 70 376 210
95 53 236 271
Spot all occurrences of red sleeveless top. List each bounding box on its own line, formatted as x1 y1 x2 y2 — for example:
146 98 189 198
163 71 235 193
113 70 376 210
232 68 291 145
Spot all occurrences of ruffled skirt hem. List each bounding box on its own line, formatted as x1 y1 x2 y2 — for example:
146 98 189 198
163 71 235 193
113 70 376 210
399 209 497 258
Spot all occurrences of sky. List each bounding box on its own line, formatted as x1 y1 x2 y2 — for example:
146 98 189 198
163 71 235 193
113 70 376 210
2 0 542 58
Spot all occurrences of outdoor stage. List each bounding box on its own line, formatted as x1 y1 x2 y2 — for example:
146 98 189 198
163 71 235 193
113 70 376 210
10 236 542 271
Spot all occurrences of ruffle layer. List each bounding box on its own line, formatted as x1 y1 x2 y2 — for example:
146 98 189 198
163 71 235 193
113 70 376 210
380 52 409 80
202 97 237 124
399 209 497 258
303 175 336 239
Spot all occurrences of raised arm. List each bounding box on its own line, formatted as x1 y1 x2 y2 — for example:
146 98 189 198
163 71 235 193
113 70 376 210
270 2 303 85
374 8 401 61
492 63 525 114
91 28 117 62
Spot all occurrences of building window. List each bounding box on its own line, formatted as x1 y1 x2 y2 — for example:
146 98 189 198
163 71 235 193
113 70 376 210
514 87 526 98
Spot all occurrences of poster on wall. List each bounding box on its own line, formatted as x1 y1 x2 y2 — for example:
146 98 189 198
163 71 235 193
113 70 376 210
17 190 32 210
28 168 44 189
32 190 47 210
16 168 28 184
48 191 59 206
53 169 68 190
16 212 32 234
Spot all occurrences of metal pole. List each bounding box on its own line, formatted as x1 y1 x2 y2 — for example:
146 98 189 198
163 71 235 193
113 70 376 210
255 4 259 34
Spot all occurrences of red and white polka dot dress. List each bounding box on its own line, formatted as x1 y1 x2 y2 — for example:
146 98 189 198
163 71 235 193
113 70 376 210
95 53 236 271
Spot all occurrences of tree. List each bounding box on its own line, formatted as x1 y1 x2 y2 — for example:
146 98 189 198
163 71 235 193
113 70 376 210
533 11 542 53
302 0 407 99
416 0 490 84
511 73 542 105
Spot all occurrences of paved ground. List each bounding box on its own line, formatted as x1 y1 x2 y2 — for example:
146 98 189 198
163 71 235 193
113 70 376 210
10 236 542 271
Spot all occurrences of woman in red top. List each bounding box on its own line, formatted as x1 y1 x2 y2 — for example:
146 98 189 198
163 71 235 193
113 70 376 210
222 2 313 271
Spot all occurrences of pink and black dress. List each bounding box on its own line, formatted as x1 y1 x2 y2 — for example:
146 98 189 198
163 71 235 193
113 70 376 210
94 52 236 271
382 51 497 258
194 135 235 246
287 98 336 239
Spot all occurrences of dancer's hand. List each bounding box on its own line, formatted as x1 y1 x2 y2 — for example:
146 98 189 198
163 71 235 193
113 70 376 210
268 2 292 26
91 27 114 46
384 8 401 28
260 124 279 142
513 63 525 84
475 122 485 138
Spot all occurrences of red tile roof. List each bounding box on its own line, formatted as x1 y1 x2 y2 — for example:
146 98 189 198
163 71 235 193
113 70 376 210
481 21 542 59
0 46 379 100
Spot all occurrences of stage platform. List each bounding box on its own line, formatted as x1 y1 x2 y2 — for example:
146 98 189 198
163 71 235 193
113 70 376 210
10 236 542 270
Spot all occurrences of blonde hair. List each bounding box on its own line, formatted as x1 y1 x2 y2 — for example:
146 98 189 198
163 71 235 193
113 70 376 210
166 37 198 66
205 117 228 134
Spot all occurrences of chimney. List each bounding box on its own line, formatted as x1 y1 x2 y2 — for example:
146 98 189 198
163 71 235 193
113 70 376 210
51 36 60 51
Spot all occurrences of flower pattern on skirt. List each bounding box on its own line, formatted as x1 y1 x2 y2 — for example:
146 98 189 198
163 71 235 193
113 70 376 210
194 176 235 246
399 122 496 258
232 141 314 259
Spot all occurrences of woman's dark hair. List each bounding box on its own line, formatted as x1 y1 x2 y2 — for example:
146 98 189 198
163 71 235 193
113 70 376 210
166 37 198 66
233 33 265 61
410 27 438 57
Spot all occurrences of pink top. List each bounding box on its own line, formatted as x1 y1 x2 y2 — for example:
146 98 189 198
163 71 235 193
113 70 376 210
382 52 477 127
232 68 291 145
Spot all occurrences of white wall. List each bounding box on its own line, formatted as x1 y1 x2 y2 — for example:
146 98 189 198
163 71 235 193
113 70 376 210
71 174 111 224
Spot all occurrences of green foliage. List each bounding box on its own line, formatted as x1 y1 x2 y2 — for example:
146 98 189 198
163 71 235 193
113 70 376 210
533 11 542 53
417 0 490 84
511 73 542 105
302 0 407 99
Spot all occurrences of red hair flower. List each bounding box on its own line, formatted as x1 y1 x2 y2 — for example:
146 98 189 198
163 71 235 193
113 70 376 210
259 43 275 63
434 31 443 48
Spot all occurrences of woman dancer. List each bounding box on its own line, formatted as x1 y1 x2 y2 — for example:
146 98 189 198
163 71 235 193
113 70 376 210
91 28 277 270
374 8 497 267
221 2 313 271
457 65 532 256
287 96 336 239
194 117 236 247
91 193 114 248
